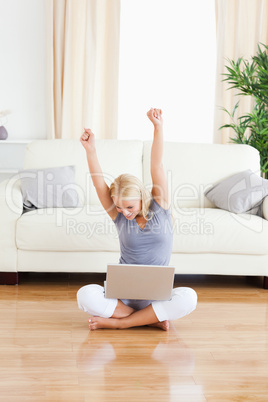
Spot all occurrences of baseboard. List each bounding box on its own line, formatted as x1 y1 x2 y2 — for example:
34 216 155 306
0 272 19 285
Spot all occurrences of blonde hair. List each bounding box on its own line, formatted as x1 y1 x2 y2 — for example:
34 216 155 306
109 174 153 220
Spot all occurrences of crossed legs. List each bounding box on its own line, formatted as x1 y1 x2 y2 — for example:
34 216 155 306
77 284 197 331
89 300 169 331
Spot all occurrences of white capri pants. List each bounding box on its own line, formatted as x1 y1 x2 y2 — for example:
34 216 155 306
77 284 197 322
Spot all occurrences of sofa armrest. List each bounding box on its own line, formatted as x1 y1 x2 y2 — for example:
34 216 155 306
262 196 268 221
0 177 23 272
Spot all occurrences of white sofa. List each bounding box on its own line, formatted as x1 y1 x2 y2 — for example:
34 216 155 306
1 139 268 288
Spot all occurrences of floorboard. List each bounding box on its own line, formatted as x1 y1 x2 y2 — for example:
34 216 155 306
0 273 267 401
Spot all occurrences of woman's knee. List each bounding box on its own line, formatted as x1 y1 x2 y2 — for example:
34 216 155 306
173 287 198 314
185 287 197 312
77 284 104 313
77 284 118 317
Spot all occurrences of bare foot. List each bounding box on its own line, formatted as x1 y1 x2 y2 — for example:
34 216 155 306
148 320 169 331
88 317 169 331
89 317 120 330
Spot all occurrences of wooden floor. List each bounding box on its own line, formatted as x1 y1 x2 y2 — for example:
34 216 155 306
0 273 268 402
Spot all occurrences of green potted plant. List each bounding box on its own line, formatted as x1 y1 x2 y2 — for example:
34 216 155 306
220 43 268 178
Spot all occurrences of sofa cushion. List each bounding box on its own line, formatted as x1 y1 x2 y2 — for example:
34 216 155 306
204 169 268 215
172 208 268 255
19 165 81 212
16 207 120 252
16 206 268 255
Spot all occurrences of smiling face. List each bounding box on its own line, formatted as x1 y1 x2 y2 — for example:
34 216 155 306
113 196 142 220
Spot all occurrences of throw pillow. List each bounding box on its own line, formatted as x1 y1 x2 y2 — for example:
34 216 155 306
19 165 82 212
204 169 268 215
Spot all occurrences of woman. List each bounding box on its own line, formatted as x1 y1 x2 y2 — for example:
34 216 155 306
77 108 197 331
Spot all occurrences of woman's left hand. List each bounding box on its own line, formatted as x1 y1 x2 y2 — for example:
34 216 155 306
147 108 163 127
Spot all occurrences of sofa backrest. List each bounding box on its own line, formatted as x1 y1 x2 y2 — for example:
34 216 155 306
143 142 260 209
24 139 144 205
24 139 260 209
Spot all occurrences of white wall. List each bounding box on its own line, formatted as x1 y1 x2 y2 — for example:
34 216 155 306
0 0 46 140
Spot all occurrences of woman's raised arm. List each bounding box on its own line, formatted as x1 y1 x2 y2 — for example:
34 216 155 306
80 129 118 220
147 109 169 209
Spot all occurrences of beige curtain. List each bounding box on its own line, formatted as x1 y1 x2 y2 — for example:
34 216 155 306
45 0 120 139
214 0 268 144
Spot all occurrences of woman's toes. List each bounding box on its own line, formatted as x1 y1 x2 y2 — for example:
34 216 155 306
148 320 169 331
163 320 169 331
88 317 98 330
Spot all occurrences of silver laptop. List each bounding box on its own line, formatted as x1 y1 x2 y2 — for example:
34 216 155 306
104 263 175 301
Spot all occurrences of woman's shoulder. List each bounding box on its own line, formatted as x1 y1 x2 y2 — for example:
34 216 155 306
112 211 122 224
150 197 171 215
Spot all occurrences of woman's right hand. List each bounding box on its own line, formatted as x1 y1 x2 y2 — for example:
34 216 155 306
80 128 96 153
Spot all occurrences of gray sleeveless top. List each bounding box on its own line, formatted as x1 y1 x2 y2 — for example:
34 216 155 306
113 198 173 266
